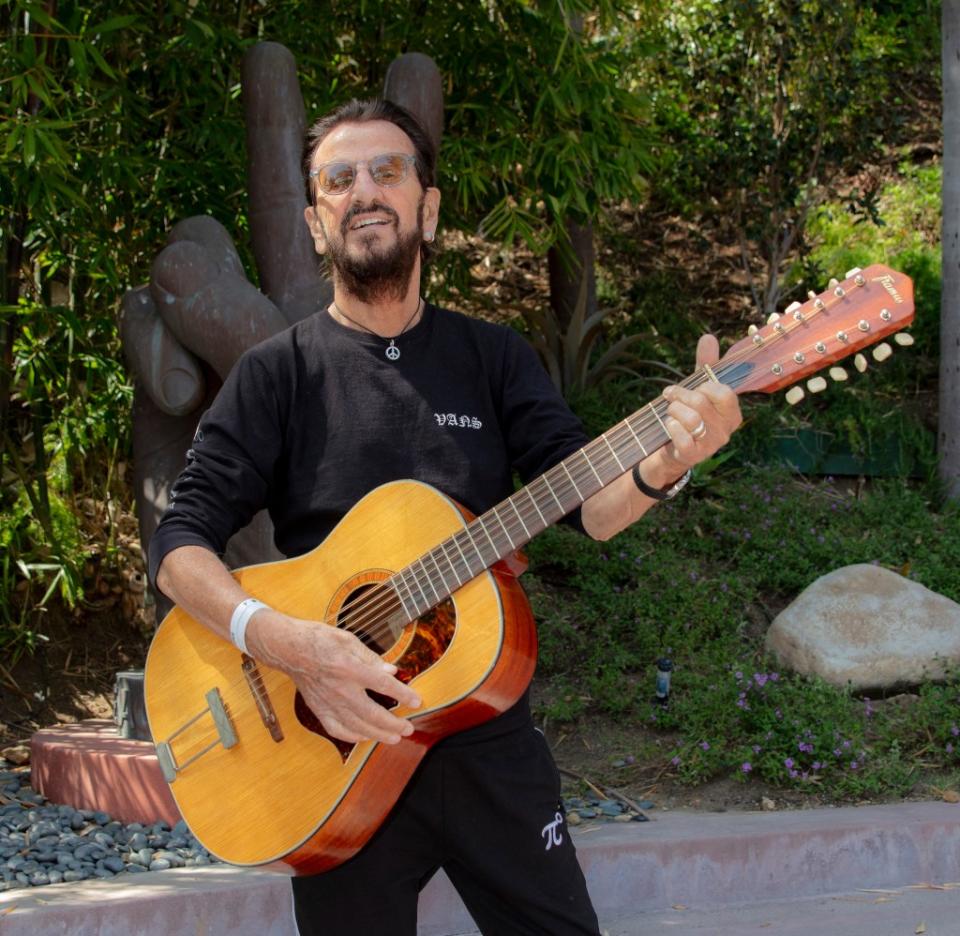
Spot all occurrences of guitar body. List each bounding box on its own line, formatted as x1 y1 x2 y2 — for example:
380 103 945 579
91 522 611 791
145 262 915 874
144 480 536 873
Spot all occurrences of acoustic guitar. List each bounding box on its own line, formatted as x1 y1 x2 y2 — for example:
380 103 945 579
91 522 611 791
144 263 914 874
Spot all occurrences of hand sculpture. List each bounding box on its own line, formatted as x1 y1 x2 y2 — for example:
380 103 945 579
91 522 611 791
121 42 443 618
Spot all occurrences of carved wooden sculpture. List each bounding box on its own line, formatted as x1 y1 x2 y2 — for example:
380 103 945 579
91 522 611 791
121 43 443 616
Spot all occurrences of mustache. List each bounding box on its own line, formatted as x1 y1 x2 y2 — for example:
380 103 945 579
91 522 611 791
341 201 399 234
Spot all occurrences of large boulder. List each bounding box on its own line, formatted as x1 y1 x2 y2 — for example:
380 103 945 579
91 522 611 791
765 564 960 691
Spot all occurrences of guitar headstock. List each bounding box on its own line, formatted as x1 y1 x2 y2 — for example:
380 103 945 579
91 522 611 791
717 265 915 397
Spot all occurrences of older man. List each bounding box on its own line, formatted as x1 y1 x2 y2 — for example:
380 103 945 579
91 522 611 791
150 98 741 935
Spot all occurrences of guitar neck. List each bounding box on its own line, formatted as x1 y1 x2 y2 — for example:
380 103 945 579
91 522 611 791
389 262 916 621
389 387 686 620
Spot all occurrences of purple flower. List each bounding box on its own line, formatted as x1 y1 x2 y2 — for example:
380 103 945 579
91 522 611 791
700 741 710 751
770 673 780 682
952 725 959 737
741 762 753 773
947 742 954 754
753 745 762 754
789 769 799 779
754 673 768 688
671 755 681 766
812 761 822 770
850 761 859 770
784 758 795 769
735 671 744 681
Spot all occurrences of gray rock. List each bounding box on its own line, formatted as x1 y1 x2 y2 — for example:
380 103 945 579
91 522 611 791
128 832 148 851
103 856 125 873
149 858 172 871
766 564 960 690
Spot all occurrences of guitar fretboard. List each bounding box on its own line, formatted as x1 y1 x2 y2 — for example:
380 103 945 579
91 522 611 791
389 394 683 621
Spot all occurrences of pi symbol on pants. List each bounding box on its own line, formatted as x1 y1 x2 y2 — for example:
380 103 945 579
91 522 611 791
541 811 564 851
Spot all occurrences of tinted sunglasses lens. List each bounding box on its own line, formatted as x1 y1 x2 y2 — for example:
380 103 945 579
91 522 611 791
318 163 355 194
370 154 410 186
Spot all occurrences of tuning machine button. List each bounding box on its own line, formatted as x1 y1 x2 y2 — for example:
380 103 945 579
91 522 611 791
829 367 848 382
872 342 893 362
854 354 868 373
807 376 827 393
785 386 805 405
894 332 914 346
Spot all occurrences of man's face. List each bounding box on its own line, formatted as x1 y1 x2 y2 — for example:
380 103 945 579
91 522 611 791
303 120 440 303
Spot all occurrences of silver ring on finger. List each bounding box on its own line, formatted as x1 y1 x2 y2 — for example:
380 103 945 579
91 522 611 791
691 420 707 440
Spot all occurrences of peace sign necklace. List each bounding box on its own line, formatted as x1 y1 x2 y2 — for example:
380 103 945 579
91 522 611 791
331 298 423 362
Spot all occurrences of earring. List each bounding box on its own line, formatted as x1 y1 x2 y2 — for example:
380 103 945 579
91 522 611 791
424 232 435 243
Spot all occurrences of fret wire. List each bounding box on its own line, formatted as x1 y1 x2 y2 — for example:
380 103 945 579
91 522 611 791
475 515 500 558
446 536 470 584
438 543 463 586
494 506 517 548
401 567 428 616
580 448 604 487
427 547 453 601
648 401 670 437
624 416 649 458
508 497 531 538
459 525 488 571
561 461 584 500
420 556 444 604
601 433 626 472
391 576 416 620
541 472 566 514
524 484 549 527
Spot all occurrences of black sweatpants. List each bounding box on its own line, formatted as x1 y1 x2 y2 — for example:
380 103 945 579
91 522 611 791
291 720 600 936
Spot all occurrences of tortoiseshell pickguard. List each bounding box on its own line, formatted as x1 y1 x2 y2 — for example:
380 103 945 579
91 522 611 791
294 598 457 761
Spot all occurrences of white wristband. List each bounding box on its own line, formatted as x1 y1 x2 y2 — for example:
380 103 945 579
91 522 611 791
229 598 268 656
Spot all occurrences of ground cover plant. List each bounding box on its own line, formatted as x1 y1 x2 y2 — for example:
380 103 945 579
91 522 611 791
528 464 960 802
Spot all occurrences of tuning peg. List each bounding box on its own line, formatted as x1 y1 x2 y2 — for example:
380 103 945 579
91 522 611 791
785 386 805 405
894 332 914 346
767 312 781 325
807 376 827 393
872 342 893 362
785 301 802 314
808 290 818 300
844 266 862 279
829 367 848 382
854 353 868 373
748 324 759 336
828 278 839 289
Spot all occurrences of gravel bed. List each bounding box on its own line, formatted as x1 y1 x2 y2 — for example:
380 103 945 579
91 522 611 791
0 759 651 891
0 764 220 892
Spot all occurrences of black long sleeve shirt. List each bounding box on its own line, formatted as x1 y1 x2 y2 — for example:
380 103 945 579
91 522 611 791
150 303 589 589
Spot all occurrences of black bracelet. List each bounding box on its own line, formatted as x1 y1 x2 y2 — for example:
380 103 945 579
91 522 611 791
632 464 692 501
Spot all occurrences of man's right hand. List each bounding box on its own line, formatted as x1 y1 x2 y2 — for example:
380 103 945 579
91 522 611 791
249 611 423 746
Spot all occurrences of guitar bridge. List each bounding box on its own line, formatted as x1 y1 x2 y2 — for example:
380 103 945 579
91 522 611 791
242 654 284 742
156 687 237 784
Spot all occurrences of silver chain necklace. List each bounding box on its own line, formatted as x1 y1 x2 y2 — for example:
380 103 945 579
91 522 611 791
330 299 423 362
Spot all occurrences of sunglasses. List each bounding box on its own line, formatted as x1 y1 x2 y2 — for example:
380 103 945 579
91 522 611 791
308 152 418 196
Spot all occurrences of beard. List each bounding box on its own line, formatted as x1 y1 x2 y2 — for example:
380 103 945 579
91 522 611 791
324 197 424 305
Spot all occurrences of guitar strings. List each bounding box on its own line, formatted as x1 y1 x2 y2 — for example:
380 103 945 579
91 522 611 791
326 283 870 646
168 285 873 760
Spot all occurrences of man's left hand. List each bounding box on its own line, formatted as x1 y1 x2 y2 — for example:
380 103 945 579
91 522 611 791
657 334 743 477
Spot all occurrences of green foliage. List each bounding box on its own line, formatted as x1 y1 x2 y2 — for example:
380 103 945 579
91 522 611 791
530 467 960 798
785 162 943 481
644 0 909 316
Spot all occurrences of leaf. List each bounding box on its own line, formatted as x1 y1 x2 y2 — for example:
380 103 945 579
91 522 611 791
23 125 36 168
88 15 139 35
85 44 116 80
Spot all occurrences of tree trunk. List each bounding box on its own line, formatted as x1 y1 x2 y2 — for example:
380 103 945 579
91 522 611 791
547 219 597 334
942 0 960 500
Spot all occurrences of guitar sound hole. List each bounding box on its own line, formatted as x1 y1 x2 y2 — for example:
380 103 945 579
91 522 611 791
292 592 458 763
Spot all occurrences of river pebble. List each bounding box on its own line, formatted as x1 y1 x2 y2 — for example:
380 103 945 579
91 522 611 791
0 761 220 891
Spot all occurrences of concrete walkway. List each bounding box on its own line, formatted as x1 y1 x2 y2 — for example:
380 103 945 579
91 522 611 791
2 801 959 935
